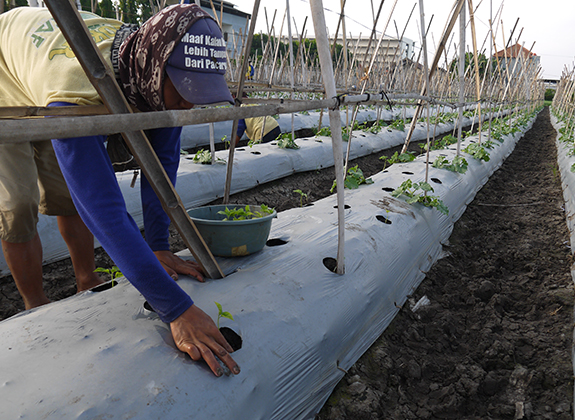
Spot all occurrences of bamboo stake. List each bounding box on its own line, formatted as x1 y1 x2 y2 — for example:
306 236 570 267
286 0 295 142
223 0 261 204
330 0 347 57
345 0 399 173
359 0 386 79
256 8 276 81
309 0 346 275
456 2 466 156
387 5 417 91
466 0 482 142
268 8 287 87
401 0 466 153
418 0 432 185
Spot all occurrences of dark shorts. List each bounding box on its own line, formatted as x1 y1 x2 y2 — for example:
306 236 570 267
262 126 282 143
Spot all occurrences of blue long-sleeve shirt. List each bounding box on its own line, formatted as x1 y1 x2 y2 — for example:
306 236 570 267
50 104 193 323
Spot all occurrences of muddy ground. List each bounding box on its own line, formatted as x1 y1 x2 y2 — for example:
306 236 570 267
0 108 572 419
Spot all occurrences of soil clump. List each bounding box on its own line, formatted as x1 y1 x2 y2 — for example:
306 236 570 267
0 108 572 419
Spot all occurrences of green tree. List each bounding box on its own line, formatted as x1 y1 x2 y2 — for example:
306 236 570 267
1 0 28 14
450 52 489 78
544 88 555 102
249 34 350 67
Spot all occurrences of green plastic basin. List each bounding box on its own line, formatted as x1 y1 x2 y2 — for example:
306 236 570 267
187 205 277 257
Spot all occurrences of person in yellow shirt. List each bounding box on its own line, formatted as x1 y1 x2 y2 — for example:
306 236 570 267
234 93 281 144
0 4 239 377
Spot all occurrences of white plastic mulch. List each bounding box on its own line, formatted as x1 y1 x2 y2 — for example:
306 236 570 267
0 111 536 419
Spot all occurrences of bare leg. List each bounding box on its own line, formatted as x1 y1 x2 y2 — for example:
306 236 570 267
57 214 103 292
2 234 50 309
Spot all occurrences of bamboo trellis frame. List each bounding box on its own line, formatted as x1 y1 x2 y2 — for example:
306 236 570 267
0 0 545 279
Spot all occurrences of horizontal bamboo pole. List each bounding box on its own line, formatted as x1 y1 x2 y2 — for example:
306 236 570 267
1 93 527 143
0 105 114 117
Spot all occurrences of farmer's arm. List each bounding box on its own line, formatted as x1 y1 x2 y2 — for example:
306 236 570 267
235 118 247 145
142 127 204 281
50 130 238 376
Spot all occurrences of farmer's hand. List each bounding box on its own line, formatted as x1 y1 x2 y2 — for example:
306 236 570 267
154 250 204 282
171 304 240 377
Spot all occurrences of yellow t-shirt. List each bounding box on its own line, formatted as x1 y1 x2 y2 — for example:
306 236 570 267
0 7 122 107
244 114 280 141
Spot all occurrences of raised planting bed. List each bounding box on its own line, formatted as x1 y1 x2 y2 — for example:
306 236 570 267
0 110 539 419
0 108 512 277
549 113 575 400
179 105 410 149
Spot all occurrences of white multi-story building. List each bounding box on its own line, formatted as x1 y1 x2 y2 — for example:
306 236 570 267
332 34 415 68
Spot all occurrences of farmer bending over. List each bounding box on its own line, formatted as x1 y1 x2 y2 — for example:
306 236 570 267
0 4 239 377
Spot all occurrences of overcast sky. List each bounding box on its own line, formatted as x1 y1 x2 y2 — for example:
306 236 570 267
231 0 574 80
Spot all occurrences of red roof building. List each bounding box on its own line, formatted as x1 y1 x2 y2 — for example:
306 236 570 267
494 43 537 59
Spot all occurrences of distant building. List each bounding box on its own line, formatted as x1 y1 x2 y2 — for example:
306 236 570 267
542 78 559 91
332 34 415 69
493 43 540 79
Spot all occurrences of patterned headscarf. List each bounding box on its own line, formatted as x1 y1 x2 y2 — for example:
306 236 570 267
118 4 216 112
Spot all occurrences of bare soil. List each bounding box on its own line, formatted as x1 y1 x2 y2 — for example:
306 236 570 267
0 108 572 419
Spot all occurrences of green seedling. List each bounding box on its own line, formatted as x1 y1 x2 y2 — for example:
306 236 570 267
421 134 459 151
463 143 490 162
379 151 416 170
276 133 300 149
217 204 275 221
247 138 261 148
293 189 309 207
341 129 350 142
389 118 405 131
221 135 230 150
94 265 123 287
482 139 496 149
215 301 234 329
191 149 225 164
191 149 211 163
391 179 449 215
330 165 374 193
315 127 331 137
432 155 468 173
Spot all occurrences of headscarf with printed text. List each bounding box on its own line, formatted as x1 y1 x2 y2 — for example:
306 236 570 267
118 4 217 112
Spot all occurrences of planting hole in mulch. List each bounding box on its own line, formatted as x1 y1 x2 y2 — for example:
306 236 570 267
266 238 288 247
431 177 442 184
91 281 116 292
375 215 392 225
382 187 394 192
323 257 338 273
219 327 242 351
